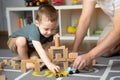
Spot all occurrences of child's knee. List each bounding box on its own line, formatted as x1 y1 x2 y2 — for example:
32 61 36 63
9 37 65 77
7 38 17 53
16 37 27 47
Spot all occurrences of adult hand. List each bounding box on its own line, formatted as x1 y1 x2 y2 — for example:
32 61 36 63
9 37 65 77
73 53 92 70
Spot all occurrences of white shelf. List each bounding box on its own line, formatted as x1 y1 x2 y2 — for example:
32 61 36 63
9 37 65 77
6 5 110 40
60 36 99 40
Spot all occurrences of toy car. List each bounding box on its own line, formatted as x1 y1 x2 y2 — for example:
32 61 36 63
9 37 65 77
66 67 79 74
55 71 68 78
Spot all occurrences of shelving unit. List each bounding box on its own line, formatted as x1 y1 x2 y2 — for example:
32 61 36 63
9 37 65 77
6 5 110 40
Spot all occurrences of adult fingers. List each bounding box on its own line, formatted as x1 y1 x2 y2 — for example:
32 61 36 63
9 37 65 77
73 57 81 69
78 60 86 70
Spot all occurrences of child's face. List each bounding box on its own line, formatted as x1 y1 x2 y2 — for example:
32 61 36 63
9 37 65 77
38 15 57 38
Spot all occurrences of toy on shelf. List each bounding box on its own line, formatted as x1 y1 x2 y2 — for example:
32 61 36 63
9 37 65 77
94 30 102 35
52 0 64 5
72 0 78 5
67 26 76 34
24 0 50 7
67 19 78 34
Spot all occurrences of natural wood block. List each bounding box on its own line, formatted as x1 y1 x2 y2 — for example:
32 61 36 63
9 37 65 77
55 53 62 59
0 69 3 72
10 60 16 67
50 46 65 49
13 64 20 69
63 48 68 58
54 34 60 47
0 62 4 68
53 58 66 62
92 59 96 65
63 62 68 70
3 60 8 65
0 75 6 80
67 59 75 62
21 59 40 73
7 61 11 65
69 52 78 59
21 61 26 73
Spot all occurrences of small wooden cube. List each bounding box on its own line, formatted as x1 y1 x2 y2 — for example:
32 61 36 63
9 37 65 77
69 52 78 59
0 75 6 80
55 53 62 59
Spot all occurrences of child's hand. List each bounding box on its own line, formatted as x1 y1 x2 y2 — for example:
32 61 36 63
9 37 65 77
47 63 60 74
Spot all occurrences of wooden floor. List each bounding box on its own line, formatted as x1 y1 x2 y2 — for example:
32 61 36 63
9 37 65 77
0 35 9 49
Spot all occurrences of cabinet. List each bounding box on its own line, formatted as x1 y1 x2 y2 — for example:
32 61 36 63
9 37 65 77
6 5 110 40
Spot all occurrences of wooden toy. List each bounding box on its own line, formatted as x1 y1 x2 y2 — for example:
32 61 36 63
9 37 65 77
0 62 4 69
48 33 78 70
0 75 6 80
20 33 95 74
21 59 40 73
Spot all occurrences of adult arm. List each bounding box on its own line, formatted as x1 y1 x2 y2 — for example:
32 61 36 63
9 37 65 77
72 0 96 52
73 8 120 69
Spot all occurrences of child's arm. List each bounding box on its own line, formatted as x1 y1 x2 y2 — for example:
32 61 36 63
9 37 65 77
32 40 60 74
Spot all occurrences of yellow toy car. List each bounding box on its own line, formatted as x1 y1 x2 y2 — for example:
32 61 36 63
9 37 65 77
55 71 68 78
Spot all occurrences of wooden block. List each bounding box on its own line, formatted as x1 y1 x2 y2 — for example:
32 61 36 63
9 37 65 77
21 59 40 73
54 34 60 47
34 62 40 72
67 59 75 62
10 60 16 67
50 46 65 49
0 62 4 68
21 61 26 73
0 75 6 80
3 60 8 65
0 69 3 72
13 64 20 69
92 59 96 65
55 53 62 59
53 58 66 62
69 52 78 59
63 48 68 58
63 62 68 70
7 61 11 65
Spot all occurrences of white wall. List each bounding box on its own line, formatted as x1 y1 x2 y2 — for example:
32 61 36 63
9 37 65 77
0 0 4 31
1 0 81 31
1 0 25 31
